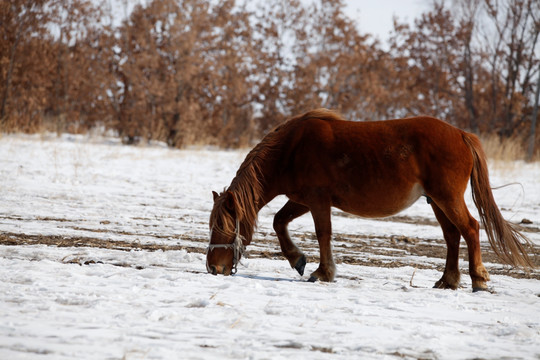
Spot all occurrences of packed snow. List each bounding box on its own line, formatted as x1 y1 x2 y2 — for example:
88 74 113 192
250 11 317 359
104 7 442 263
0 133 539 359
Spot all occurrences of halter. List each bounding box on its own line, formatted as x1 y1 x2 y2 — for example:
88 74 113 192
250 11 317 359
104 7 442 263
207 218 246 274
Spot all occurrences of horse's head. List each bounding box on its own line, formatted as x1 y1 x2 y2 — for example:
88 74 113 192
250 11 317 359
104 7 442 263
206 190 246 276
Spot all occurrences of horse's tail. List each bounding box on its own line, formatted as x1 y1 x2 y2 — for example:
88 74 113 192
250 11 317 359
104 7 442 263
462 133 535 269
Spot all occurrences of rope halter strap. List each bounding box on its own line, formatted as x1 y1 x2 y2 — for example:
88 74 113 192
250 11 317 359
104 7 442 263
207 218 246 274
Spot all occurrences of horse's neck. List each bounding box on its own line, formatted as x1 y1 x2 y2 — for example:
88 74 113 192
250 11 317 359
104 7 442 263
228 161 277 243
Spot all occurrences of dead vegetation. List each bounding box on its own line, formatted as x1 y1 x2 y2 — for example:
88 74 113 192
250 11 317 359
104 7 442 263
1 0 539 156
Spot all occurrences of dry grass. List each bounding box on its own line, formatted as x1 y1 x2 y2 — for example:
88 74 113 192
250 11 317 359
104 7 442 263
480 134 528 162
479 135 540 175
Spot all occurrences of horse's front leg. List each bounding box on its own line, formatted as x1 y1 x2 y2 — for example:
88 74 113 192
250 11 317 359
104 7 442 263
273 200 309 275
308 205 335 282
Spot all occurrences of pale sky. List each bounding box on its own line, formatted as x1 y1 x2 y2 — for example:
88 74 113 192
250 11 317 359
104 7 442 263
344 0 429 43
106 0 430 46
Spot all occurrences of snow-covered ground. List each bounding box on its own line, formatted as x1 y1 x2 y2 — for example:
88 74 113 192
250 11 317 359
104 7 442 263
0 133 539 359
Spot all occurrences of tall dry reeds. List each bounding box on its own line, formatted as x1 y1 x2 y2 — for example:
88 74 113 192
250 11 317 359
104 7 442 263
480 135 536 162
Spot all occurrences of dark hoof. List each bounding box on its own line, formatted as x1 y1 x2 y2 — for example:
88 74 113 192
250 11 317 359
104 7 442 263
473 287 494 293
433 279 458 290
294 255 307 276
307 276 318 283
433 283 455 290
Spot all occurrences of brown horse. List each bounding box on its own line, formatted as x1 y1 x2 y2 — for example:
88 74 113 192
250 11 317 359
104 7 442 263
207 109 534 291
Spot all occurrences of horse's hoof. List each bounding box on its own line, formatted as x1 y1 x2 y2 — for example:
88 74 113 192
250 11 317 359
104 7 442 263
294 255 306 276
472 287 494 293
307 276 318 283
433 279 458 290
433 283 455 290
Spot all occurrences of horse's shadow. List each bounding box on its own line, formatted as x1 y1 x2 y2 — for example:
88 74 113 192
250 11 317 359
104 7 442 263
234 273 304 283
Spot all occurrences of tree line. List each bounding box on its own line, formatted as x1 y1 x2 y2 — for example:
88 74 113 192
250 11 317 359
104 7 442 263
1 0 539 156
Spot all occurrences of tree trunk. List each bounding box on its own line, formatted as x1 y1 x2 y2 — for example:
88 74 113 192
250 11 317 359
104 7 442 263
527 65 540 162
463 43 478 132
0 26 22 125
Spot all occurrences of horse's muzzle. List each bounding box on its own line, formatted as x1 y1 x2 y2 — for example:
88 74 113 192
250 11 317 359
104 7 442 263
207 264 229 276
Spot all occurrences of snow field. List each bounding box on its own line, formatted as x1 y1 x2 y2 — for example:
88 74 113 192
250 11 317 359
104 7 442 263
0 133 539 359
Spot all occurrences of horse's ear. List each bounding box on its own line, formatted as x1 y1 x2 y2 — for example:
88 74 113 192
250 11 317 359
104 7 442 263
225 191 235 211
212 191 219 202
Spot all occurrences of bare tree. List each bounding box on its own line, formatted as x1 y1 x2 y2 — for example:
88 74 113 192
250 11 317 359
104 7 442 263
0 0 55 129
528 65 540 161
482 0 540 136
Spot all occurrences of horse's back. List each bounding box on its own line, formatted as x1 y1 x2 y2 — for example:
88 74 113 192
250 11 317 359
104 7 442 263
287 114 471 171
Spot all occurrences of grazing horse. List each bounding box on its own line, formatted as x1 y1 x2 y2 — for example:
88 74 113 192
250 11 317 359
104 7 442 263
206 109 534 291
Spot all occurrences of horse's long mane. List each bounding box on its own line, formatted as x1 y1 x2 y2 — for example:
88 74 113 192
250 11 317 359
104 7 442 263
210 108 344 241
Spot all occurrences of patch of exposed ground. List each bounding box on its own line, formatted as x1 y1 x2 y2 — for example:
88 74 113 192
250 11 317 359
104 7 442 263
1 217 538 280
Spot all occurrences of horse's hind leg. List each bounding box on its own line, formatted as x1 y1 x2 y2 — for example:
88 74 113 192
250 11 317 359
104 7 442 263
273 200 309 275
435 199 490 291
308 205 335 282
431 203 461 289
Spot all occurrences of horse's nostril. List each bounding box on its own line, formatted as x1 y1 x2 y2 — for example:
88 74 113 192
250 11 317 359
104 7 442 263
210 266 218 275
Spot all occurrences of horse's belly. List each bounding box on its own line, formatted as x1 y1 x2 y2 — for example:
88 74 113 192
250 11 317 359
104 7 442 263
333 182 424 218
